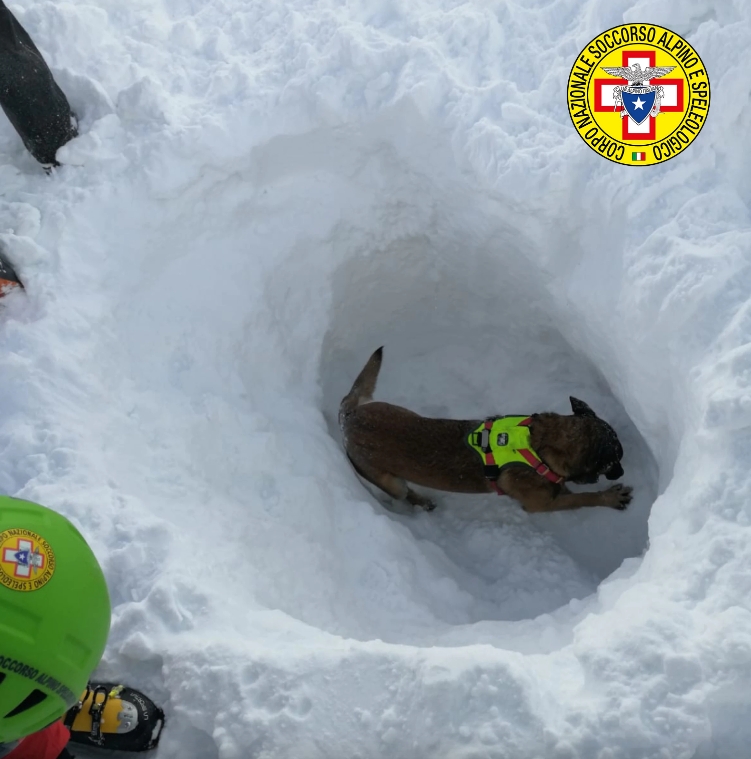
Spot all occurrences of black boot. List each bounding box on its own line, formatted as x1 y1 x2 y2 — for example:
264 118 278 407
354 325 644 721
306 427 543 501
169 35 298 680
0 0 77 166
65 683 165 752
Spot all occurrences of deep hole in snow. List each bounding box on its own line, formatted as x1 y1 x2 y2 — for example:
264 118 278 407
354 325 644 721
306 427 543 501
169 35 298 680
70 111 658 652
319 186 657 630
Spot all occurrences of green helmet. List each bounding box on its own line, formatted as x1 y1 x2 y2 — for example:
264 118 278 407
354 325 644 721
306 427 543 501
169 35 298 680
0 497 111 743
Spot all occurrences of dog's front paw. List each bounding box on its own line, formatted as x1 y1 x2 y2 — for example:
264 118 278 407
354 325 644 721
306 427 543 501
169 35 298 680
606 484 632 510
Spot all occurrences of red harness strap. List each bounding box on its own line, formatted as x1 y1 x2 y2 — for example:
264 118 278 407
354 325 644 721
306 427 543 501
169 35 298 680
516 417 565 486
483 416 565 496
479 420 505 494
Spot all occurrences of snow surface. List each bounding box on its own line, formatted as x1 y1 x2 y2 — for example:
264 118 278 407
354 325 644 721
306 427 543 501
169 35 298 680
0 0 749 756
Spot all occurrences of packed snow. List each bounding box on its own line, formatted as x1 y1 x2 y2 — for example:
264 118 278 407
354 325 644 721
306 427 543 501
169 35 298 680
0 0 749 756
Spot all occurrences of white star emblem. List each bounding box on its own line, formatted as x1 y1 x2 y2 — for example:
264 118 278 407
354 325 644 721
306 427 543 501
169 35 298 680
633 97 646 110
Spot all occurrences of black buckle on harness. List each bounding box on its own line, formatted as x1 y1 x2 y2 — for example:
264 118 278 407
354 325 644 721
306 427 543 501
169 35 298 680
483 464 500 480
471 428 492 453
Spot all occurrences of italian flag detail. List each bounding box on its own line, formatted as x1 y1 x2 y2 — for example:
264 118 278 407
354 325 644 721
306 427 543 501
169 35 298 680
632 152 646 161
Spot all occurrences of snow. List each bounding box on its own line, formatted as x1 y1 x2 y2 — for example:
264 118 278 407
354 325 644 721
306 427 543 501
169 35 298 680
0 0 749 756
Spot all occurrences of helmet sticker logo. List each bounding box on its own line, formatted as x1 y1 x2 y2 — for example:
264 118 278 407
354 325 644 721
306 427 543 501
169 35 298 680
0 529 56 592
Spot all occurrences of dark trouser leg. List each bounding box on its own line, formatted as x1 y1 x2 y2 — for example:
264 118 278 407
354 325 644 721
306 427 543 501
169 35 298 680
57 749 75 759
0 0 77 165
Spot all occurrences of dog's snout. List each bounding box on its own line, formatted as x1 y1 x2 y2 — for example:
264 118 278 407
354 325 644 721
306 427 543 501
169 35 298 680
606 462 624 480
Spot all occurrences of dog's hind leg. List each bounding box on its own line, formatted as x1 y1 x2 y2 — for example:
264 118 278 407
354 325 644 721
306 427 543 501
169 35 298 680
404 487 437 511
347 454 436 511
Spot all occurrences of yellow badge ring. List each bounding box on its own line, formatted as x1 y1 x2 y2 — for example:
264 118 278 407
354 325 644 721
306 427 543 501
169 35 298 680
0 528 56 592
567 24 710 166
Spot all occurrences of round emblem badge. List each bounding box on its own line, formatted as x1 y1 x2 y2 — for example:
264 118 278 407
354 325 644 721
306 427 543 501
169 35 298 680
0 528 56 592
568 24 710 165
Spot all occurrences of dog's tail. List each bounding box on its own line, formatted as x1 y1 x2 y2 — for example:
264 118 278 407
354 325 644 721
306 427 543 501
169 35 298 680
339 347 383 418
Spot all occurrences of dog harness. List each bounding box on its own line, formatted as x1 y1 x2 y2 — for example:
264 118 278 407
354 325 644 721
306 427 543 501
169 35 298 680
467 416 565 496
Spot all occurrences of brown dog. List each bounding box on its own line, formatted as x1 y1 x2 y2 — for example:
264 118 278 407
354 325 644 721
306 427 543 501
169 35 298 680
339 347 632 513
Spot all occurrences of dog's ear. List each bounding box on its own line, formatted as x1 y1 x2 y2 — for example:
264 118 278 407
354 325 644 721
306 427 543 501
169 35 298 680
570 397 597 418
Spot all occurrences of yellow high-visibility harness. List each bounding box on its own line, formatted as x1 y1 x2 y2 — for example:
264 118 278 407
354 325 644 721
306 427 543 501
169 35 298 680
467 416 565 495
